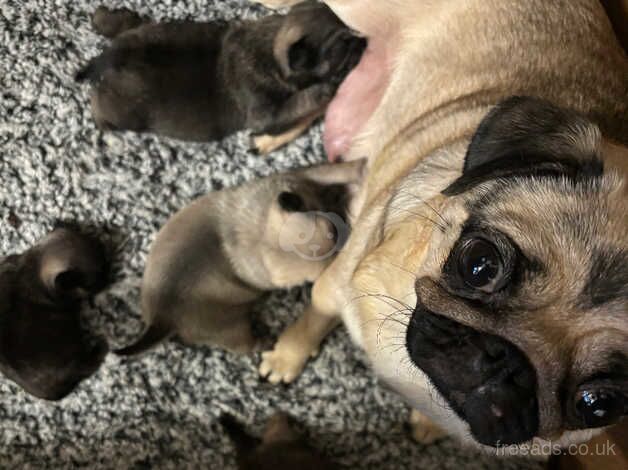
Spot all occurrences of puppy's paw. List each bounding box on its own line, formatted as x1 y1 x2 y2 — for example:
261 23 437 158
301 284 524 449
259 344 315 384
408 409 447 445
250 133 282 155
254 0 303 9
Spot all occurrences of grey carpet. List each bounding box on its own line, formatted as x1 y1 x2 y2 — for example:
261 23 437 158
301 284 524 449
0 1 545 468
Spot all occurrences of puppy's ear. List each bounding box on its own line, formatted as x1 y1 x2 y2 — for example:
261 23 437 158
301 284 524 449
38 229 109 298
262 413 300 445
278 191 307 212
219 415 261 456
288 37 319 73
274 1 332 77
444 96 604 195
274 22 307 77
301 159 367 185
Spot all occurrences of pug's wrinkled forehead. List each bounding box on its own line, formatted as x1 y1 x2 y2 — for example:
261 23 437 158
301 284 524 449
402 97 627 446
441 96 627 317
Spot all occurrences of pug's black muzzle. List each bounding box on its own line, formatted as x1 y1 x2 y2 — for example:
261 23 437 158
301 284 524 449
406 299 539 446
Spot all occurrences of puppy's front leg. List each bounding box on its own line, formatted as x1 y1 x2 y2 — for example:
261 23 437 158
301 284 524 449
253 0 303 9
408 409 448 444
251 114 318 155
253 83 334 136
259 304 340 384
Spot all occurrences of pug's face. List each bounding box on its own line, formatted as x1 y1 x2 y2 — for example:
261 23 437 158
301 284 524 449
0 227 110 400
355 97 627 448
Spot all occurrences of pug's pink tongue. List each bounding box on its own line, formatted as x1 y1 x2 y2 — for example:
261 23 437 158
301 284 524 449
324 40 390 162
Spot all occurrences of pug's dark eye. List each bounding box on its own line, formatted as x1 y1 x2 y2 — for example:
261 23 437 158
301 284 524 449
575 389 625 428
278 192 306 212
458 239 504 292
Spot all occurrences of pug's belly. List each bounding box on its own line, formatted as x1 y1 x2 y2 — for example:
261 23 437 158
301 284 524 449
324 38 391 162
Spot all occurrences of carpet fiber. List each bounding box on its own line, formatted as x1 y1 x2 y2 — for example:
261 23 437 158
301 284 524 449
0 1 545 468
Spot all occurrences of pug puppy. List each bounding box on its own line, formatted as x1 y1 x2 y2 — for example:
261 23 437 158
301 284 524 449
116 160 364 356
0 226 111 400
220 413 338 470
76 3 366 154
253 0 628 453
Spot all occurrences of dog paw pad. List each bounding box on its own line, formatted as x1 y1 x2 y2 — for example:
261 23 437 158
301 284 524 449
408 410 447 445
259 349 308 384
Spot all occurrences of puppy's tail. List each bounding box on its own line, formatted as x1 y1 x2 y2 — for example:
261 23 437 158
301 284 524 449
114 322 173 357
219 415 259 458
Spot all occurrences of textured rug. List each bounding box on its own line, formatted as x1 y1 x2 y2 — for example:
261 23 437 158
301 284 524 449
0 1 546 468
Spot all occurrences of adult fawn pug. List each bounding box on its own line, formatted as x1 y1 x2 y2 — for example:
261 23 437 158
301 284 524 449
116 161 364 356
254 0 628 451
76 2 366 154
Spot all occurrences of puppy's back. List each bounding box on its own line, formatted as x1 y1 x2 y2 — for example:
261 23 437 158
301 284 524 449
80 20 242 139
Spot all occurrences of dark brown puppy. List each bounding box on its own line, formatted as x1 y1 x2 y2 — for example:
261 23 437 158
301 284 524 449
220 413 339 470
0 226 111 400
76 3 366 153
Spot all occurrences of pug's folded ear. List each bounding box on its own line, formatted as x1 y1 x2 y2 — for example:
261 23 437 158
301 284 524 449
444 96 604 195
38 229 110 298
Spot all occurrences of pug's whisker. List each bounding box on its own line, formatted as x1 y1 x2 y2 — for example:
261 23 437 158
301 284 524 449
396 189 450 228
381 342 410 355
371 305 413 345
387 203 448 232
380 336 408 344
375 310 411 346
353 291 414 312
361 312 408 348
400 360 452 413
374 306 413 329
376 313 411 334
353 293 414 347
428 383 454 413
378 258 417 280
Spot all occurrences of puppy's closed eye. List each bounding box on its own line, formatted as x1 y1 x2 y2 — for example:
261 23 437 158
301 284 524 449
54 269 87 294
278 191 307 212
288 37 319 72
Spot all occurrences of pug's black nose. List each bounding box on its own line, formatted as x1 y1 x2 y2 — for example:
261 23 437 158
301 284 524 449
464 369 539 446
467 336 538 446
472 336 535 385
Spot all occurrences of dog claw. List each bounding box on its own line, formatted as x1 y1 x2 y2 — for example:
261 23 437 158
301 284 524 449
250 134 278 155
408 409 448 445
258 347 308 384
